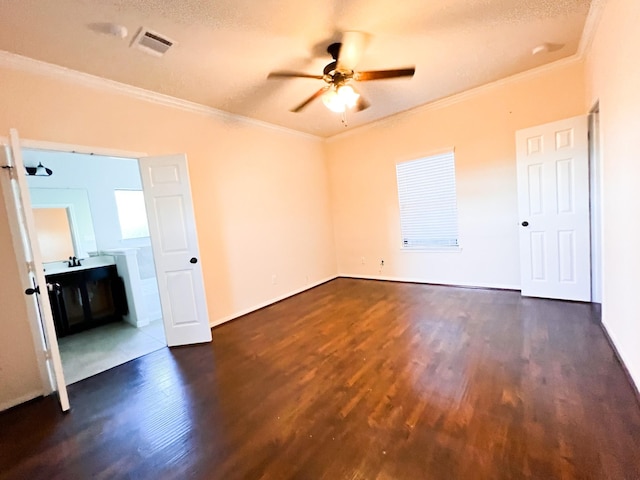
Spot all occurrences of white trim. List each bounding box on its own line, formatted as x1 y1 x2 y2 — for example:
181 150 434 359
2 130 70 410
21 138 147 159
210 275 338 328
339 273 520 291
326 55 583 143
577 0 608 57
209 274 521 330
0 144 51 397
209 274 520 329
0 135 146 159
588 105 603 303
602 318 640 393
400 246 463 253
0 50 320 142
395 146 456 165
0 46 589 144
0 390 43 413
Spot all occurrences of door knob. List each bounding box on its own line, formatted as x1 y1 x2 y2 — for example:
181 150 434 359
190 257 198 264
25 286 40 295
521 221 529 227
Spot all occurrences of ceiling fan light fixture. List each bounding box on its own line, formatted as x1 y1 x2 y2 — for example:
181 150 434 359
322 85 360 113
322 88 346 113
337 85 360 108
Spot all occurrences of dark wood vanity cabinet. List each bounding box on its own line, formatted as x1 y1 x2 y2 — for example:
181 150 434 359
46 265 128 338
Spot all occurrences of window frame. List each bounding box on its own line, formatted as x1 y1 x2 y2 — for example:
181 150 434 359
395 148 462 252
113 189 150 240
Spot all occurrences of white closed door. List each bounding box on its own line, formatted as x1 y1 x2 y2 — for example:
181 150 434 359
139 154 212 347
516 115 591 301
1 129 69 411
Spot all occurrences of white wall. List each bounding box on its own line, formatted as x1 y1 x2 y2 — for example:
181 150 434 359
326 61 586 290
585 0 640 391
24 149 150 252
0 58 336 410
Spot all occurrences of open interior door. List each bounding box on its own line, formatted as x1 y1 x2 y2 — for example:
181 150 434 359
0 129 69 411
139 154 212 347
515 115 591 301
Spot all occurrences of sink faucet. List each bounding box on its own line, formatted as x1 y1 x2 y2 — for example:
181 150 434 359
67 256 82 267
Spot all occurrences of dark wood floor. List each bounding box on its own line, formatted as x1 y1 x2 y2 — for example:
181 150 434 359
1 278 639 480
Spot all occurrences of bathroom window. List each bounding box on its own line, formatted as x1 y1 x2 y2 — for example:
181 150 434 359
114 190 150 239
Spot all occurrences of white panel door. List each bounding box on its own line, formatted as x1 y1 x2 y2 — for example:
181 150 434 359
1 129 69 411
516 116 591 301
139 154 212 346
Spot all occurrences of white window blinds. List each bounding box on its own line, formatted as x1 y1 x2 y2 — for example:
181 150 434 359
396 151 459 249
114 190 150 239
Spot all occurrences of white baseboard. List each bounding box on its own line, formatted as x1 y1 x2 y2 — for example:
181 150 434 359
209 275 338 328
209 274 520 329
0 389 43 412
601 318 640 397
339 273 521 291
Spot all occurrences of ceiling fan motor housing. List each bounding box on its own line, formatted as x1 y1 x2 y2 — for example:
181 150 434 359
323 43 354 86
327 42 341 60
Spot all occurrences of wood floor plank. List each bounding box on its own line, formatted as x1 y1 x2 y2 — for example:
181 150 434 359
1 278 639 479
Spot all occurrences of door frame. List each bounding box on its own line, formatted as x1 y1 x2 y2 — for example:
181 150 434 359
589 102 603 304
0 134 192 403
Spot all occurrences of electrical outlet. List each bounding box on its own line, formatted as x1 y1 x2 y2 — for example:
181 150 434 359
361 257 365 265
271 274 277 285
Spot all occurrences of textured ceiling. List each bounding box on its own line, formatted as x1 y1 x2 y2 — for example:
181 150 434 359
0 0 592 137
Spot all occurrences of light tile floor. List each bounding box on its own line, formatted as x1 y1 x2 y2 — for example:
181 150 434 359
58 320 167 385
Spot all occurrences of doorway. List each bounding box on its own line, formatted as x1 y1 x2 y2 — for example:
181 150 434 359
4 131 212 411
588 104 603 304
23 147 167 384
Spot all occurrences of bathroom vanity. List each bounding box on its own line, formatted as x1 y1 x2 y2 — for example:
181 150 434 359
45 257 128 338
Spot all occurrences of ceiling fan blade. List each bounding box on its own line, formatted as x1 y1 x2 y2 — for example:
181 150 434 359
268 71 324 80
354 68 416 81
336 31 371 72
291 87 329 113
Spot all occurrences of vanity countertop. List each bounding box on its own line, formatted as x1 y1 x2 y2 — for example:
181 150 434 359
43 255 116 276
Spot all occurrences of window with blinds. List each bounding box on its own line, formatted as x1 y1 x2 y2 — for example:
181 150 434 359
395 151 459 249
114 190 150 240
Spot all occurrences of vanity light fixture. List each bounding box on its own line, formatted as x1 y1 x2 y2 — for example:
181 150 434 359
25 162 53 177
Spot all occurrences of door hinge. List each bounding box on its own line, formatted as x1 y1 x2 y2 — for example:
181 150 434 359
43 349 52 361
1 165 14 170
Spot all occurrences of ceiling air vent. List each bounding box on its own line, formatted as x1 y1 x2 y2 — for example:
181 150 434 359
131 28 174 57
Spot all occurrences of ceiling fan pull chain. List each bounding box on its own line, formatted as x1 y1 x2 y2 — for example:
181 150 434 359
341 110 348 127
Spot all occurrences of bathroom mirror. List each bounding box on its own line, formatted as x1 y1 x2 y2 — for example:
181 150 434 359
29 188 97 261
32 208 76 263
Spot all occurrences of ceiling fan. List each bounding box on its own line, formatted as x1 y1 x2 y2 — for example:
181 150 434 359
267 32 415 114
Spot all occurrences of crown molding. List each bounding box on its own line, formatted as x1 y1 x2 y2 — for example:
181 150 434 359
0 50 321 142
0 0 604 146
326 1 607 143
326 54 583 143
578 0 608 57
